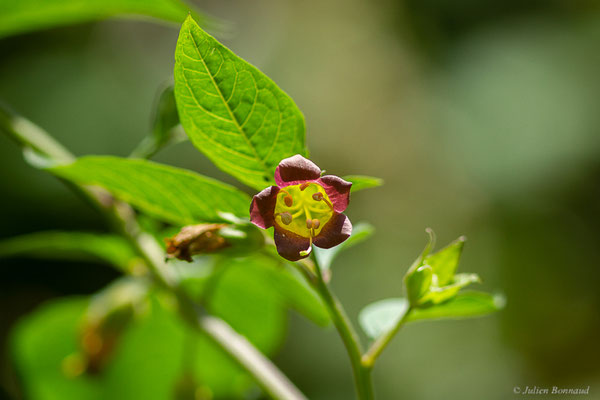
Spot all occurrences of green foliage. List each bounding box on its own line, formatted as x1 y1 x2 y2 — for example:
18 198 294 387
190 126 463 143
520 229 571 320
418 273 480 305
424 236 465 286
343 175 383 193
174 16 307 190
408 291 505 322
51 156 250 225
194 255 329 327
11 296 253 400
207 261 287 355
0 0 210 39
359 292 503 339
11 253 329 400
404 233 478 307
233 256 330 326
359 233 502 340
313 222 375 271
0 231 139 272
359 298 409 340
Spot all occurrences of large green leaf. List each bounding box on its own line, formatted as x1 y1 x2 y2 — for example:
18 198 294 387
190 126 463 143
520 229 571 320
0 231 139 272
10 296 254 400
212 255 329 328
51 156 250 225
0 0 211 39
174 16 307 190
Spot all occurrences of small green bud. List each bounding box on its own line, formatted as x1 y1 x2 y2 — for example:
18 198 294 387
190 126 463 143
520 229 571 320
405 264 433 306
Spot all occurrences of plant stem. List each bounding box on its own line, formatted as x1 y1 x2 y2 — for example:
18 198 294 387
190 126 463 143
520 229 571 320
311 254 374 400
362 307 412 369
1 107 307 400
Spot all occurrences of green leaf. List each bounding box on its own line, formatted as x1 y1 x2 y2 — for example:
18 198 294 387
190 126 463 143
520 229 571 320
130 85 186 159
0 0 214 39
424 236 466 286
408 291 505 322
51 156 250 225
419 273 480 305
10 296 255 400
0 231 139 272
358 298 409 339
405 265 433 305
343 175 383 192
313 222 374 271
214 255 329 327
174 16 307 190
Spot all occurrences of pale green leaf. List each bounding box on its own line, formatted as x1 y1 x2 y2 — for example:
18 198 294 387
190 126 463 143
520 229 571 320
174 16 307 190
0 231 138 272
51 156 250 225
0 0 213 39
408 291 505 322
425 236 466 286
313 222 374 271
359 298 409 339
343 175 383 193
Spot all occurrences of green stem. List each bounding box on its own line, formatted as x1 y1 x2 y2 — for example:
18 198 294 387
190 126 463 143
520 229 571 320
1 106 307 400
361 307 412 369
311 253 374 400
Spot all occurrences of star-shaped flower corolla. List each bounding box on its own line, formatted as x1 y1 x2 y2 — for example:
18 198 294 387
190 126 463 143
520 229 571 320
250 155 352 261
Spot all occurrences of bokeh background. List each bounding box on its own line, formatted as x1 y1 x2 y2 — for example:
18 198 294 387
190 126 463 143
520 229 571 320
2 0 600 399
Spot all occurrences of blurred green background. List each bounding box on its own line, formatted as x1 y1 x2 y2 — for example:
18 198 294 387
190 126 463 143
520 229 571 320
2 0 600 399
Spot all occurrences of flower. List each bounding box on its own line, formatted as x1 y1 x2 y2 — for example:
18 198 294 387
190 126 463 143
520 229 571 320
250 154 352 261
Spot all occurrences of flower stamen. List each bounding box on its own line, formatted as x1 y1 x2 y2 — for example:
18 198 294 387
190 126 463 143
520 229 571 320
312 191 334 211
275 212 293 225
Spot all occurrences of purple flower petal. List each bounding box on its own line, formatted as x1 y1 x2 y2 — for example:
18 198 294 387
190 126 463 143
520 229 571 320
318 175 352 213
250 186 279 229
274 154 321 187
274 227 312 261
313 213 352 249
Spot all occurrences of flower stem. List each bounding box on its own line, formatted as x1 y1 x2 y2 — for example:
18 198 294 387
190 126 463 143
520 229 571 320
1 106 307 400
311 254 374 400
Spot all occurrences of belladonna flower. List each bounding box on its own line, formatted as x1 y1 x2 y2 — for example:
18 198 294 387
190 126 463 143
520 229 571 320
250 155 352 261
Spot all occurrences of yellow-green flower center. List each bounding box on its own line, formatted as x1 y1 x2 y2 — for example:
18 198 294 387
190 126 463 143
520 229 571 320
274 182 334 238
